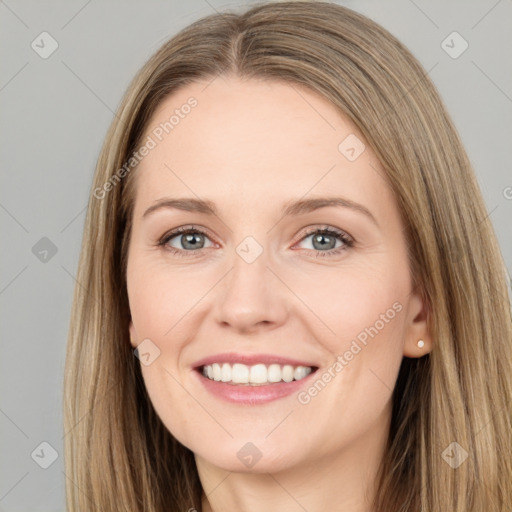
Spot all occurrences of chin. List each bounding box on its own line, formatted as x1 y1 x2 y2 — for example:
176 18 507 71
192 438 302 474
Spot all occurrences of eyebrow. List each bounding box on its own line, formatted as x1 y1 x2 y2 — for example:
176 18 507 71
142 196 378 226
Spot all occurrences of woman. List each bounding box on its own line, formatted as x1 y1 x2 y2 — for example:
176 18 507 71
63 1 512 510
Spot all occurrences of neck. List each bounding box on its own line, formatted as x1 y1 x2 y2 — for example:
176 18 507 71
195 403 391 512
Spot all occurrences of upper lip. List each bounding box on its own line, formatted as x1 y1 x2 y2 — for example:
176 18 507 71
192 352 318 369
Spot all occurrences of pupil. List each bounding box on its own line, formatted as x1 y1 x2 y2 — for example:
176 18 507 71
183 233 204 250
314 233 334 250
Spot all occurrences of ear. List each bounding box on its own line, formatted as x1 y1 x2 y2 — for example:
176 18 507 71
403 289 433 358
129 320 138 349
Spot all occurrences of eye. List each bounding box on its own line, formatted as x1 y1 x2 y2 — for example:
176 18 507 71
157 225 214 257
294 226 354 258
157 224 354 259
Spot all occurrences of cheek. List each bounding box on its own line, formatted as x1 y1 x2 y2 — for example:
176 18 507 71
127 256 213 445
128 267 198 446
295 266 407 395
127 256 203 341
295 264 406 348
287 270 406 453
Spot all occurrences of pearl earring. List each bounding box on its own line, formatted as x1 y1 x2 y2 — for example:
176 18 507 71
417 339 425 348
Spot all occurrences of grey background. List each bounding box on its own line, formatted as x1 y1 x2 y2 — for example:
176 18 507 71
1 0 511 510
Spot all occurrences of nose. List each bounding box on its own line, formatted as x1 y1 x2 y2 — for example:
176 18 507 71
213 243 290 334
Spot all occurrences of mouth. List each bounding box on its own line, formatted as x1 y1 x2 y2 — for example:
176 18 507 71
192 353 319 404
197 362 318 386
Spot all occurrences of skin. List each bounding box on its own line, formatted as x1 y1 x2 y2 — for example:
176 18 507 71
127 75 432 512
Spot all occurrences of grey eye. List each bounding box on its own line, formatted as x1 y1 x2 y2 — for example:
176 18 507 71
167 231 213 251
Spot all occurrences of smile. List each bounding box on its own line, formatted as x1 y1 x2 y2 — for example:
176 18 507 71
201 362 314 385
193 354 319 404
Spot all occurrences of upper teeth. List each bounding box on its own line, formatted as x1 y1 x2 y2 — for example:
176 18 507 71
202 363 313 385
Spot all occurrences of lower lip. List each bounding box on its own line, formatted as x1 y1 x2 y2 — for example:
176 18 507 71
194 369 317 405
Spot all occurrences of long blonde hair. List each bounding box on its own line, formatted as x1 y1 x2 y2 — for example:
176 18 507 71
63 1 512 510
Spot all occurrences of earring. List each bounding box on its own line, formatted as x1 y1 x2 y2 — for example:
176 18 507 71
417 339 425 348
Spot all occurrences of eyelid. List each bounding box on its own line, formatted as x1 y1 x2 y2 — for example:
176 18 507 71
293 224 353 244
157 224 216 247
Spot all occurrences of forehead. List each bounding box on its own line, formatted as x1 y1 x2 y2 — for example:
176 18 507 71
132 76 392 220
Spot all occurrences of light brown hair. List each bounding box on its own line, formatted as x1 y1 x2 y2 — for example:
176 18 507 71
63 1 512 510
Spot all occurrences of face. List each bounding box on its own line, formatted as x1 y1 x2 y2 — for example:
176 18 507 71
127 75 431 474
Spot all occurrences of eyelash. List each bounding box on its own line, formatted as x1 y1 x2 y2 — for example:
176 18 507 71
157 224 354 259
